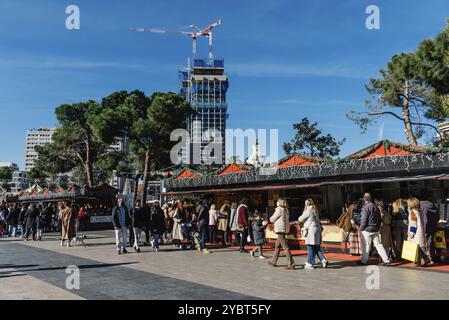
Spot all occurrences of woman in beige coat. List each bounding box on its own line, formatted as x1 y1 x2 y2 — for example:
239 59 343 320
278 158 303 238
60 201 76 247
268 198 295 270
171 201 185 248
218 201 231 245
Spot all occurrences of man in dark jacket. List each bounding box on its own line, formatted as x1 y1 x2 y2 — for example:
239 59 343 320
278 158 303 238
17 205 27 237
358 193 390 265
420 193 440 263
197 199 210 253
112 197 131 254
8 204 20 237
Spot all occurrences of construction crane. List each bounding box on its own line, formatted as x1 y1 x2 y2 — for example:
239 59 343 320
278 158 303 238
129 19 222 59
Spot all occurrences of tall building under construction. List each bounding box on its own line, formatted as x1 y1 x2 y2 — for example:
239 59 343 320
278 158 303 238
179 58 229 165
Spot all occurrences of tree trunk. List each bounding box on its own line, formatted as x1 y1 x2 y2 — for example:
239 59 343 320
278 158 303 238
132 173 142 204
85 138 94 188
140 150 150 206
402 80 418 145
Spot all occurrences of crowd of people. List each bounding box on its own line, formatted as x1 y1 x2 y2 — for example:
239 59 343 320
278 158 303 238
0 200 85 246
342 192 441 266
109 195 329 270
1 190 443 269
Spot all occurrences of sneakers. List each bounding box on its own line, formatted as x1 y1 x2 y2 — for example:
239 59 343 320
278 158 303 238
250 251 255 258
304 263 314 270
322 260 329 268
380 261 391 267
258 255 267 260
356 260 367 266
202 249 211 254
122 248 128 254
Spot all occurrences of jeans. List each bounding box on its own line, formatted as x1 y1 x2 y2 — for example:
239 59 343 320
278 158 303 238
251 245 264 256
361 231 390 264
199 225 207 249
152 234 160 250
306 245 326 265
115 227 128 252
133 227 141 248
9 225 17 237
209 225 217 243
18 224 25 236
271 233 295 266
36 229 43 240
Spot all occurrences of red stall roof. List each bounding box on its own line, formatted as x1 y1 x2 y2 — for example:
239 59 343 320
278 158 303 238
215 163 250 175
345 140 430 160
276 154 322 169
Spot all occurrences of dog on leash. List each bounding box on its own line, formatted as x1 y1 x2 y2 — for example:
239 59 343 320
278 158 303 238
71 235 87 246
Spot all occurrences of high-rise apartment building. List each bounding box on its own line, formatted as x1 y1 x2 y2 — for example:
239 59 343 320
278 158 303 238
24 128 56 171
179 58 229 165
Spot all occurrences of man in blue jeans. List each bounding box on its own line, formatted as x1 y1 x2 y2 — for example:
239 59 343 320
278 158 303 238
197 199 210 254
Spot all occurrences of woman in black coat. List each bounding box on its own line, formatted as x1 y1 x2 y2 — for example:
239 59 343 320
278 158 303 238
150 202 165 251
24 204 39 241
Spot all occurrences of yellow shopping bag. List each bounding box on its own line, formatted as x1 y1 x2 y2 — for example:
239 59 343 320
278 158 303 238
402 240 419 263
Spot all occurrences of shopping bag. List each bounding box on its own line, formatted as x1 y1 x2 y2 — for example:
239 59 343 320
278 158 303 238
433 231 447 249
401 240 419 263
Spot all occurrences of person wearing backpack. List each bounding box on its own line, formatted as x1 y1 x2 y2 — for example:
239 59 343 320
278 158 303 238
357 193 391 266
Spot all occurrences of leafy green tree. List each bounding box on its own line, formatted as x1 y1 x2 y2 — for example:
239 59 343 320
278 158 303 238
0 167 12 180
283 117 345 159
347 53 442 145
90 90 193 204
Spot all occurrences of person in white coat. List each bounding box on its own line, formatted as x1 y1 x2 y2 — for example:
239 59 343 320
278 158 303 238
298 198 328 269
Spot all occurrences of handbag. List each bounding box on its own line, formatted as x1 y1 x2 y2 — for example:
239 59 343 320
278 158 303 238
401 240 419 263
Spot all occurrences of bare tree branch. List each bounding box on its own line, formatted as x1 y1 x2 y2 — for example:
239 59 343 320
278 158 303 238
369 111 442 139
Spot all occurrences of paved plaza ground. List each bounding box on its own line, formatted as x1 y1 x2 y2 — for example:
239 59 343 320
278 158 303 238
0 230 448 300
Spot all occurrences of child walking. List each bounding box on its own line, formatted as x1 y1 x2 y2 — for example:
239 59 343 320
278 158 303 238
249 210 268 259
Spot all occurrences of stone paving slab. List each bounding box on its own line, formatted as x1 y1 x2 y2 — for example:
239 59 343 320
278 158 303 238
1 231 449 300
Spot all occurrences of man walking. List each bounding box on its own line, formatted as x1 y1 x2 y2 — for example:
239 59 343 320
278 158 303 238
358 193 391 266
197 199 211 254
112 197 131 255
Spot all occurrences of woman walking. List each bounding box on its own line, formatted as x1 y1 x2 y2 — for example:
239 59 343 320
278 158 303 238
60 201 76 247
268 198 295 270
407 197 432 266
298 198 328 269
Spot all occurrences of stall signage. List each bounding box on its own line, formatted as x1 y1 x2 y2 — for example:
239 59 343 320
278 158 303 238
90 216 112 224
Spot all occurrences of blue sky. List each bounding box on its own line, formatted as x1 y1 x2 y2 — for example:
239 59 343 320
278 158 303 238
1 0 449 169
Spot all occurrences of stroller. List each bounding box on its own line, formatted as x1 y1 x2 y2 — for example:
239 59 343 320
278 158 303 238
180 222 201 250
